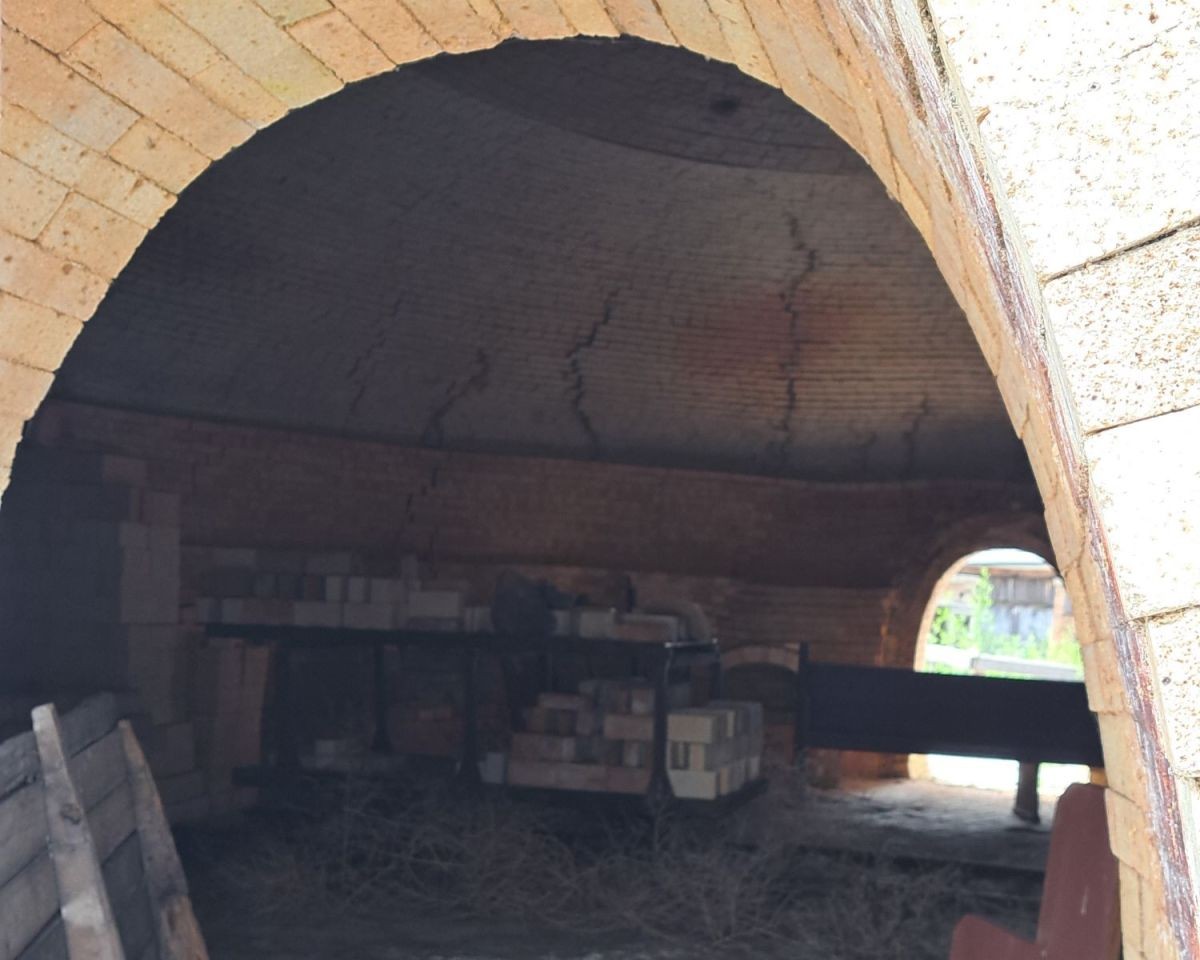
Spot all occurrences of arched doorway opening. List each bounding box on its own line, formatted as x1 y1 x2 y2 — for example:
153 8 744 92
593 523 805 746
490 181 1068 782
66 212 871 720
911 548 1091 818
0 3 1193 954
0 35 1062 953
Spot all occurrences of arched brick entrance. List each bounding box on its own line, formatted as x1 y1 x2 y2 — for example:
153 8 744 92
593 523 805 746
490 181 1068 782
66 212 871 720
1 2 1195 955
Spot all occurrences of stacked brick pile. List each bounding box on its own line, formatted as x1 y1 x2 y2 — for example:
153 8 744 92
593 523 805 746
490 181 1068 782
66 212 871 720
387 700 465 757
189 549 710 647
187 548 469 630
508 680 676 794
507 679 763 799
0 446 208 822
190 636 269 813
667 701 764 799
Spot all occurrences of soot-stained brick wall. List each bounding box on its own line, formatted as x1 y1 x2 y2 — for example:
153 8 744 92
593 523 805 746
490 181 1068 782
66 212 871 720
51 40 1028 486
26 399 1044 647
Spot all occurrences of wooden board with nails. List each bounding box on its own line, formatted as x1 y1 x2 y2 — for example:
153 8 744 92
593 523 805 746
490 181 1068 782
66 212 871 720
0 695 209 960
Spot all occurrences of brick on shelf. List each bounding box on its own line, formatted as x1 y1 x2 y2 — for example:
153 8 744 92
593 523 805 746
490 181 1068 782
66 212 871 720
342 601 392 630
406 587 463 621
510 732 578 763
667 708 728 744
622 740 650 768
507 759 609 791
538 692 587 711
614 612 681 644
572 606 615 638
368 577 405 605
602 712 653 741
668 769 721 800
293 600 341 627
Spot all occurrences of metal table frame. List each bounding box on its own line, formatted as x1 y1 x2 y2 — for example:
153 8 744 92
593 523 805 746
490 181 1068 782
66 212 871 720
206 623 724 801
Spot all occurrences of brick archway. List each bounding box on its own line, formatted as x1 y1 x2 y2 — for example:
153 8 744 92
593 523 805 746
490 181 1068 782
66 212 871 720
1 2 1195 955
724 643 802 673
881 511 1054 673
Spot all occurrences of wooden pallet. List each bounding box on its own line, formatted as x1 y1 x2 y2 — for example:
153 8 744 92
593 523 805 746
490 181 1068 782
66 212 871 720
0 695 209 960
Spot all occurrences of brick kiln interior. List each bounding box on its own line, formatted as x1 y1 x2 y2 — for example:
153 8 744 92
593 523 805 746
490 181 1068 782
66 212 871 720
0 38 1059 959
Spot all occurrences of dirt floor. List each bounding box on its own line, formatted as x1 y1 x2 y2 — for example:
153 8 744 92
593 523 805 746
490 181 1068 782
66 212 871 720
757 775 1057 871
182 772 1047 960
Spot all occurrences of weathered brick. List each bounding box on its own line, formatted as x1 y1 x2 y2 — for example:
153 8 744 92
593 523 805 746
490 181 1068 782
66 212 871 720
401 0 506 51
1120 862 1145 957
744 0 821 101
0 414 27 462
0 105 93 186
0 228 109 319
65 22 253 160
0 357 54 418
256 0 334 25
0 153 69 239
1 0 101 52
74 152 177 229
108 117 209 194
1081 638 1127 715
2 97 176 230
1098 710 1151 811
707 0 777 84
1142 606 1200 777
287 9 392 82
192 57 289 128
162 0 342 108
1087 406 1200 621
491 0 576 39
330 0 438 64
0 293 82 372
38 192 148 280
554 0 617 36
776 0 849 102
1 29 138 151
87 0 221 77
1105 788 1155 881
601 0 677 45
654 0 729 61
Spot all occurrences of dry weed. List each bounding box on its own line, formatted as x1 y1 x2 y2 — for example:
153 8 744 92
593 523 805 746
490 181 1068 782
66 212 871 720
198 778 1037 959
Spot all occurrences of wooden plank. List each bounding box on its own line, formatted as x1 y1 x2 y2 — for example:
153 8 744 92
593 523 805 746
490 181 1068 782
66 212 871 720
31 704 124 960
60 696 119 760
0 781 48 889
0 854 59 960
102 835 154 960
120 722 208 960
0 731 39 802
15 919 67 960
88 779 137 864
69 733 126 814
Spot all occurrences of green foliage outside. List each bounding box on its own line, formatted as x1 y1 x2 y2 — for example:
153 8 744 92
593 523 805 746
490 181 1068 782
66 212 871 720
927 568 1082 674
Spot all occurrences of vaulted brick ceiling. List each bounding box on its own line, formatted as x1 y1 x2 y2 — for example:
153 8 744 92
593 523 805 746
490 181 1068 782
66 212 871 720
54 39 1030 484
